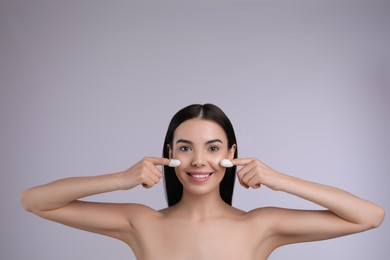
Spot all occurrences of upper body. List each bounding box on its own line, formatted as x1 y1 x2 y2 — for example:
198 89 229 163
20 104 385 260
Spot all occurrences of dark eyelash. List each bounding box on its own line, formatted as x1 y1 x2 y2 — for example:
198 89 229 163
179 146 191 151
209 146 220 151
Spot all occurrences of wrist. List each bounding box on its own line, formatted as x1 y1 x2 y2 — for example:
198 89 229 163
265 171 292 191
114 170 139 190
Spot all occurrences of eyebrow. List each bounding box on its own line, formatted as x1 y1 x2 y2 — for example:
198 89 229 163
176 138 223 145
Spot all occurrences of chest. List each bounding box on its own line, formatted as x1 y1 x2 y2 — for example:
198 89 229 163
133 218 265 259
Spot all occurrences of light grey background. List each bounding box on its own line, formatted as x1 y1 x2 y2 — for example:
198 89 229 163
1 0 389 259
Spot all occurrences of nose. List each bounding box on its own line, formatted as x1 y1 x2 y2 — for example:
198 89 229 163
191 151 206 167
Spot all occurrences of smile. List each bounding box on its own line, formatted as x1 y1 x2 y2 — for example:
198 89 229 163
187 172 213 182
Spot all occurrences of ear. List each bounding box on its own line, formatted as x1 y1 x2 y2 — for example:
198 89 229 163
228 144 236 160
167 144 173 159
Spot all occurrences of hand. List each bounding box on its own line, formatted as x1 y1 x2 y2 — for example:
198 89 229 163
120 157 171 190
232 158 281 190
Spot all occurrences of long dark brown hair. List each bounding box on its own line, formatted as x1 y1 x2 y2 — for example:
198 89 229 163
162 104 238 207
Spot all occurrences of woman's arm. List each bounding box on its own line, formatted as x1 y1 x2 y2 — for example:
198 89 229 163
233 158 385 244
20 157 170 240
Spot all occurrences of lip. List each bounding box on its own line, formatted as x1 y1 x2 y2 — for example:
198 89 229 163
186 171 213 182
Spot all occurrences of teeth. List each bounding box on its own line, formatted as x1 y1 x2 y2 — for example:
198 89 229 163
191 174 210 179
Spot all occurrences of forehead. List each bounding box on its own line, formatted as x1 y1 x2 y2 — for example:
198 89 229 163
173 118 227 141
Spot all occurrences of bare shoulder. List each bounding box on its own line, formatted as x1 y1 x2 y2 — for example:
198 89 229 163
247 206 298 218
244 207 296 230
124 203 159 213
123 203 163 221
246 206 281 220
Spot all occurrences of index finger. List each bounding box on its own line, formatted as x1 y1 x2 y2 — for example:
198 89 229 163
231 158 256 166
145 157 180 167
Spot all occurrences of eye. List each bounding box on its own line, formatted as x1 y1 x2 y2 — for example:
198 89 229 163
179 146 191 152
208 146 220 152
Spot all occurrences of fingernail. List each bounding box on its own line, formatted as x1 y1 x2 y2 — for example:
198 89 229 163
169 159 181 167
220 159 233 168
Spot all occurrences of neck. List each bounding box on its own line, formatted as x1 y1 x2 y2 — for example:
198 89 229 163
174 188 230 220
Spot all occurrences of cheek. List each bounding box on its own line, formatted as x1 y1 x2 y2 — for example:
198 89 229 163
209 149 232 167
208 156 224 168
172 152 189 163
172 153 191 173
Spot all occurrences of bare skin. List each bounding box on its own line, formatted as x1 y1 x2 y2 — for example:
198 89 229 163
20 119 385 260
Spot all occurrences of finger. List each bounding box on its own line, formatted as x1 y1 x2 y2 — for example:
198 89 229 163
239 169 259 189
237 176 249 189
236 168 250 189
141 175 154 188
240 169 258 185
142 181 155 189
247 175 261 189
236 161 258 180
137 160 163 188
145 157 171 166
137 159 163 178
236 172 248 188
249 182 261 189
231 158 256 166
236 162 259 189
145 157 180 167
142 174 160 188
146 162 163 178
238 172 261 189
145 165 164 186
238 178 249 189
141 166 163 187
147 168 162 182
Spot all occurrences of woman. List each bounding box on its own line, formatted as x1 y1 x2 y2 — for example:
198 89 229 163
21 103 384 259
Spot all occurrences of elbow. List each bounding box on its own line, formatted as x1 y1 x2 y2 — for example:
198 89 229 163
373 206 385 228
366 205 385 229
20 189 35 213
20 190 31 212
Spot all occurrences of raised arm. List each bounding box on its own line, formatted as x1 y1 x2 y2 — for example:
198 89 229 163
20 157 171 241
233 158 385 245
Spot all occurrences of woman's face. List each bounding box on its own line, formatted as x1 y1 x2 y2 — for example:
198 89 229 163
169 118 236 195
